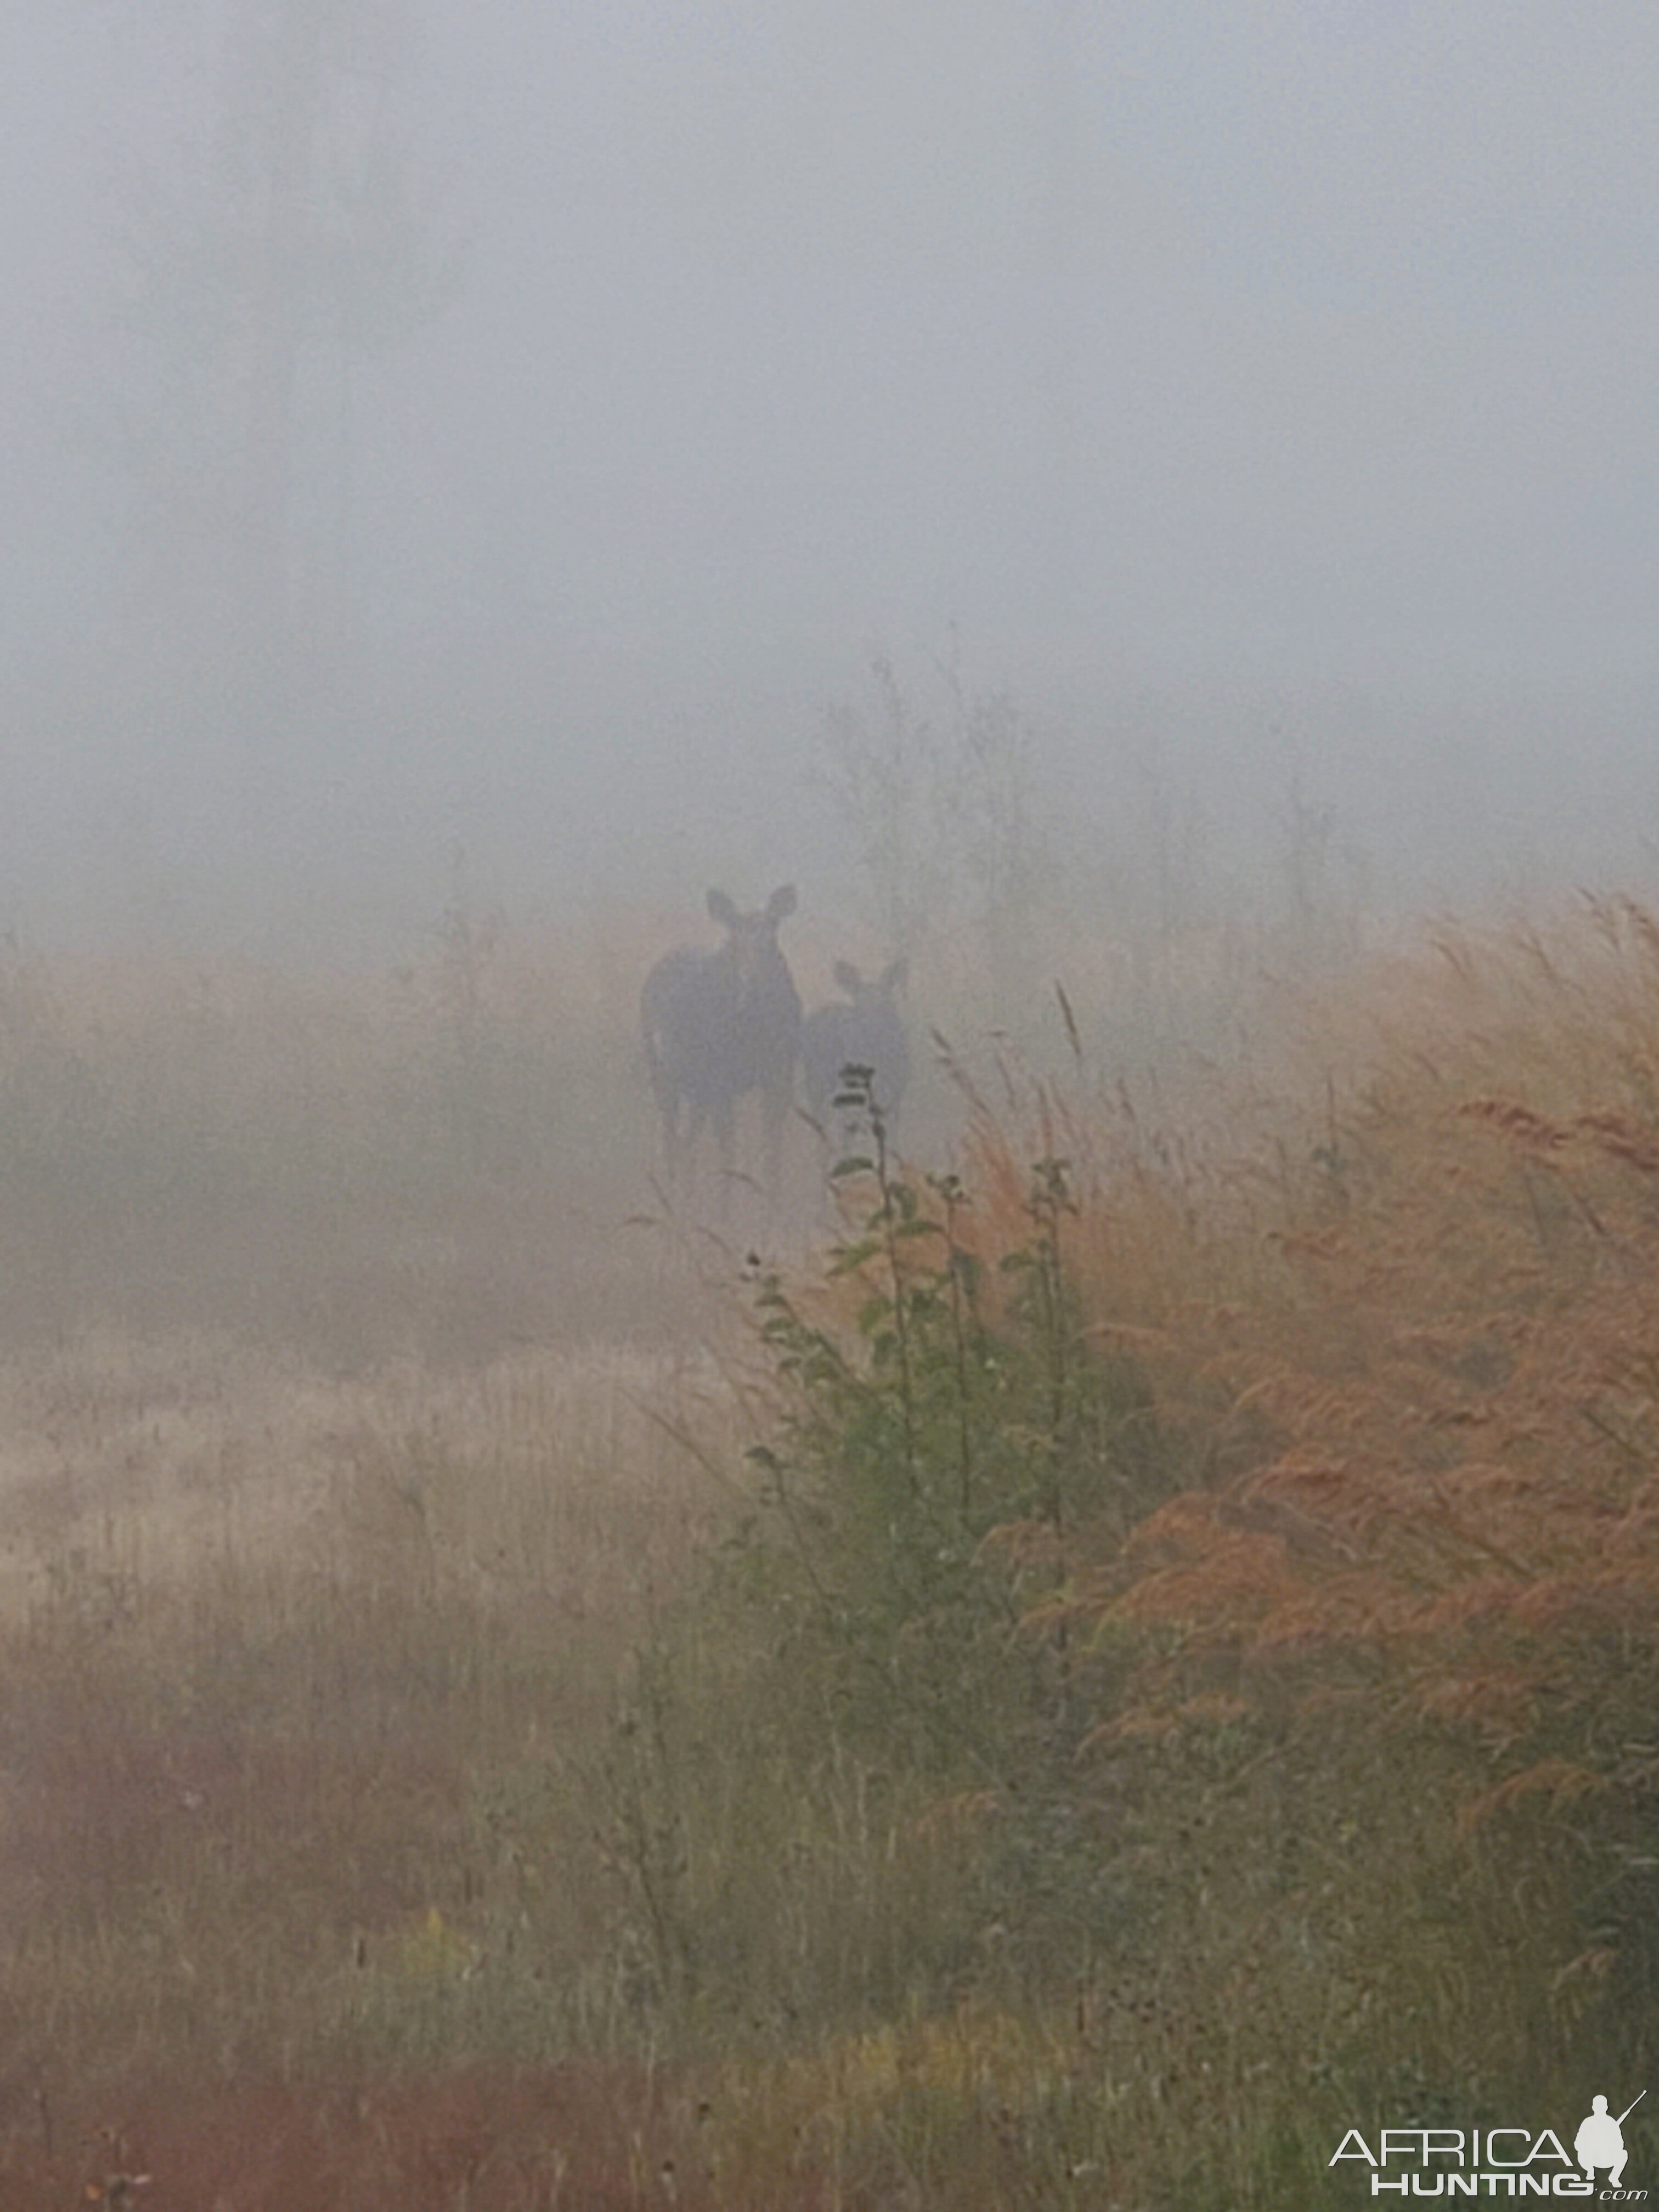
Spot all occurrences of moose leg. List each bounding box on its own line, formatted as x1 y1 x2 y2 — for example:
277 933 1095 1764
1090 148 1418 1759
659 1092 684 1190
761 1082 790 1210
712 1101 737 1217
674 1098 705 1199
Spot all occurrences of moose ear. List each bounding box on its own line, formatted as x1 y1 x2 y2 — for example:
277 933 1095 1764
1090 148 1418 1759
707 889 738 928
881 958 908 995
765 884 797 923
833 960 862 996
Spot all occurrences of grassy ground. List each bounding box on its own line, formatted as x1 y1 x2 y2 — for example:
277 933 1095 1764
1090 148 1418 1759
0 897 1654 2205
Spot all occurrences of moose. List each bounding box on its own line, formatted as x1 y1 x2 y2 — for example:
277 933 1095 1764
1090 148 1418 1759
641 885 802 1204
800 958 910 1165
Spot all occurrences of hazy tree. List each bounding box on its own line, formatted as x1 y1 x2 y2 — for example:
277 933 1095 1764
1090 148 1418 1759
813 645 1053 1017
99 0 463 715
1134 744 1205 946
1277 756 1374 964
934 654 1051 1012
811 650 953 964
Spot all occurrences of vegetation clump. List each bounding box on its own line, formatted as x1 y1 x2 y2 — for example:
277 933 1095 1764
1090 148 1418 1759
612 910 1659 2200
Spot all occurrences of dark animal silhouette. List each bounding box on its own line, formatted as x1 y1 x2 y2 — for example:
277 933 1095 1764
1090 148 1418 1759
641 885 802 1202
801 958 910 1163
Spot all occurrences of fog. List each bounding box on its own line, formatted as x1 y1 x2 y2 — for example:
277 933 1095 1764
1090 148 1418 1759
6 1 1659 955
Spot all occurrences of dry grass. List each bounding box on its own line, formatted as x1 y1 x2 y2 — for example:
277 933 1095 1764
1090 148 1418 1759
917 901 1659 2147
0 2067 832 2210
732 897 1659 2199
1082 898 1659 1706
0 1323 752 2197
1 895 1656 2204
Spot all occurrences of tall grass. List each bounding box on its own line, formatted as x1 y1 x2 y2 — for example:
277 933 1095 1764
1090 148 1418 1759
602 899 1659 2202
0 899 1656 2205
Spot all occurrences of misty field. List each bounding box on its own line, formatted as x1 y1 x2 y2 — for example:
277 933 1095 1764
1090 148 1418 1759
0 897 1656 2208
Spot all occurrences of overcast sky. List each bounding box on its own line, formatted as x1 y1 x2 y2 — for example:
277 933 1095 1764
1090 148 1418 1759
4 1 1658 947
